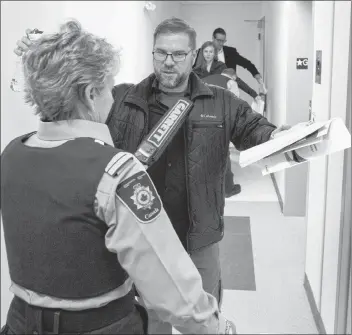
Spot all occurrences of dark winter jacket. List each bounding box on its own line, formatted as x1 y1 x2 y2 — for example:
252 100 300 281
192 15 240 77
106 72 275 251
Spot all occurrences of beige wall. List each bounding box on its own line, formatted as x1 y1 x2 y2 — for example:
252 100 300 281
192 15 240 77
305 1 351 333
283 1 313 216
263 1 313 217
0 0 180 325
262 1 290 200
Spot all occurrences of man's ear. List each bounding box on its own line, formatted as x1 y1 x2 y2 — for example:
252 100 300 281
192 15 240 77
80 84 95 112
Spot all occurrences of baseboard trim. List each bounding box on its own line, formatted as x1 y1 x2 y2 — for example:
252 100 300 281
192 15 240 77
270 173 283 212
304 273 327 334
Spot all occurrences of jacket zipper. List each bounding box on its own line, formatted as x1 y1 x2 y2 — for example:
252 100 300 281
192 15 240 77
139 107 149 145
184 125 192 253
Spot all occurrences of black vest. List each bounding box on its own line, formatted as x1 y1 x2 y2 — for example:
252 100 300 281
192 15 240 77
1 133 129 299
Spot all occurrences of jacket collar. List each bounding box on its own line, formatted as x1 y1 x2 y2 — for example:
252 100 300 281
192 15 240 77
124 72 213 109
37 119 114 146
210 60 225 71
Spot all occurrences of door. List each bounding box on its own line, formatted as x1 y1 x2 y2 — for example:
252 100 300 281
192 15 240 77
257 16 266 82
257 16 267 116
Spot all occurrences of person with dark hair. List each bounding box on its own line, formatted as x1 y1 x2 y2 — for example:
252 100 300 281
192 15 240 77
193 41 227 78
194 27 267 94
221 68 261 101
15 16 289 335
5 20 237 335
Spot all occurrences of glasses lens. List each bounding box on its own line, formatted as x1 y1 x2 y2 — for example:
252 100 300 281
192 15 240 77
153 51 189 62
173 54 186 62
153 52 166 61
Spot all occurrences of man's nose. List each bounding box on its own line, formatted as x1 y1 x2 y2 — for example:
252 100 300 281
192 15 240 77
164 54 175 66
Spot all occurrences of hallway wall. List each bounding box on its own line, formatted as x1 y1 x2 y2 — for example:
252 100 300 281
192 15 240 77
305 1 351 333
283 1 313 217
261 1 289 203
0 0 180 325
262 1 313 216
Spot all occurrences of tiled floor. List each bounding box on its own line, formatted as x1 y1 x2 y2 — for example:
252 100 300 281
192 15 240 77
174 147 317 334
219 147 318 334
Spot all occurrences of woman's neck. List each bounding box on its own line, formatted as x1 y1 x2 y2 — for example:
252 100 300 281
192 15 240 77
206 60 213 71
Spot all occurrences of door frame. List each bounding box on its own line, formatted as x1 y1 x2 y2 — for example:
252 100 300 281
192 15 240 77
257 16 266 116
335 9 352 332
257 16 266 82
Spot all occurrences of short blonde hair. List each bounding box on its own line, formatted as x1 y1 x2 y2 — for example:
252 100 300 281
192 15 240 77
23 20 120 121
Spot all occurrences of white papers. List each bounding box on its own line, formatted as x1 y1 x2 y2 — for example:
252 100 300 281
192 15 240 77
239 118 351 175
251 99 265 115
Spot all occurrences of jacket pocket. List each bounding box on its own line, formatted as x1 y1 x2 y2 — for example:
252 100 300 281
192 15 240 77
192 120 224 129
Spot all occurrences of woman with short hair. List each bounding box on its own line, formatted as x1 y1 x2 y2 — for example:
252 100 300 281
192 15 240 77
1 20 236 335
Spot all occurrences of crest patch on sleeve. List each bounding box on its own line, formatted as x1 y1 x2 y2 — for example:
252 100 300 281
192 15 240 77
116 171 162 223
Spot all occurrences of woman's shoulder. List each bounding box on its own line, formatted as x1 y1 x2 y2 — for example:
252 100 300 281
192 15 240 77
193 66 205 76
213 60 227 69
210 60 227 74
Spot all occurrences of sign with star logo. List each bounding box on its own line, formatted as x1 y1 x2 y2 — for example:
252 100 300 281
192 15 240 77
116 171 162 223
296 58 308 69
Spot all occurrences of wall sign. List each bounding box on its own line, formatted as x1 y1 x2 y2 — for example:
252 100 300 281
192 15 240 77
315 50 322 84
297 58 308 69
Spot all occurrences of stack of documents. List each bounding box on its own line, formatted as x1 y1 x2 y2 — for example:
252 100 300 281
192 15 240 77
239 118 351 175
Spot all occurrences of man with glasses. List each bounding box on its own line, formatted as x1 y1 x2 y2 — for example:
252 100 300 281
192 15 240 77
106 18 288 334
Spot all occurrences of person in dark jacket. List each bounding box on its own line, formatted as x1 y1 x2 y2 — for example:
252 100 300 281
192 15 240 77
104 18 288 334
14 17 289 335
6 20 237 335
193 41 227 79
194 27 267 94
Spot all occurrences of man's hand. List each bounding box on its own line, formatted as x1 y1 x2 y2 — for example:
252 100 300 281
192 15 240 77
254 74 268 95
225 319 237 334
14 29 35 56
255 95 263 103
270 124 292 139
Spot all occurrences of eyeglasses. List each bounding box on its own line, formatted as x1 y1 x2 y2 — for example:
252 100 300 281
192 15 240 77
215 38 227 44
152 50 192 62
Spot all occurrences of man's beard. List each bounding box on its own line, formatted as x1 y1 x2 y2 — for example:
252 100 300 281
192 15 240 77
154 66 189 89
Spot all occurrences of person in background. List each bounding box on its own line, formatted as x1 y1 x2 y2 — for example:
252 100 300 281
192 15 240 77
193 41 227 79
222 68 262 101
194 27 267 94
3 20 236 335
221 68 265 115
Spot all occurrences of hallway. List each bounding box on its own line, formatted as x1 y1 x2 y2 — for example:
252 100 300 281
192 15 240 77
219 147 318 334
1 1 351 333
